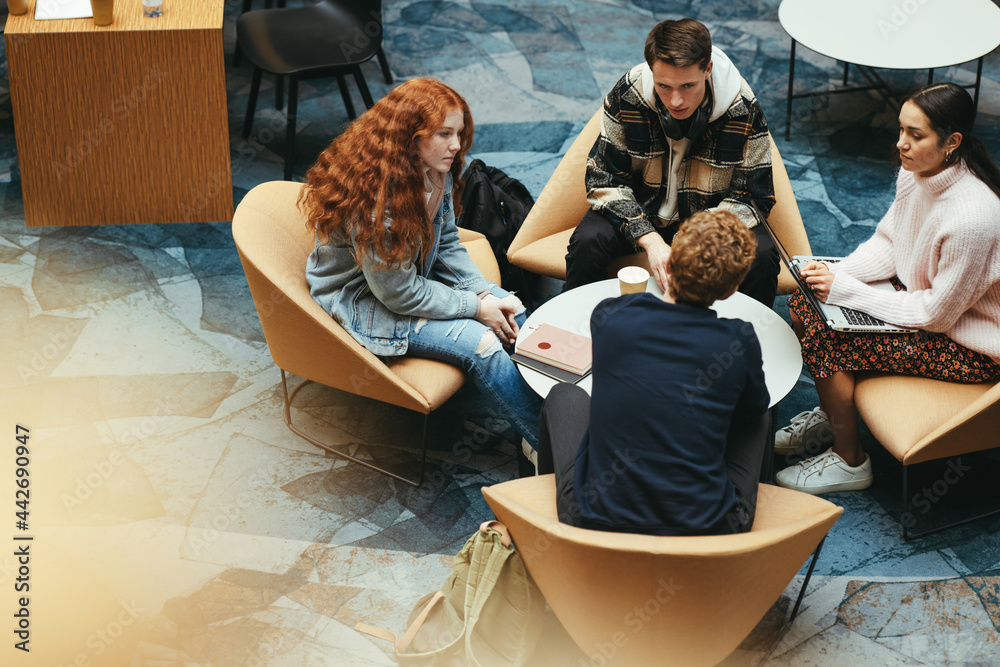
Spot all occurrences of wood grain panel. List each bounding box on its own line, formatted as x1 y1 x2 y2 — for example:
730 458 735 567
6 0 223 33
6 0 232 226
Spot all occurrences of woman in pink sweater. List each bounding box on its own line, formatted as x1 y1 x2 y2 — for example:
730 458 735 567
774 83 1000 494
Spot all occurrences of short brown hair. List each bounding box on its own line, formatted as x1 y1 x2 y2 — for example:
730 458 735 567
667 210 756 306
644 18 712 70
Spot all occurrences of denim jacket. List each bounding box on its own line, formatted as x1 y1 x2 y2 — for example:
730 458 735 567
306 173 493 356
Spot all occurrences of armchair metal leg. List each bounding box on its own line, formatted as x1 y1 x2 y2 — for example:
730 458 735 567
280 369 428 487
901 463 1000 540
788 537 826 623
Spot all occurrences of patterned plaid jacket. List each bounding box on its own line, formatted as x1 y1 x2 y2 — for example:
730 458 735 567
586 59 775 248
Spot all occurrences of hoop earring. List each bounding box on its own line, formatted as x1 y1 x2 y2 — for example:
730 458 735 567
945 150 953 163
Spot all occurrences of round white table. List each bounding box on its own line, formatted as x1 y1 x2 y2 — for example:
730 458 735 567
778 0 1000 138
515 280 803 408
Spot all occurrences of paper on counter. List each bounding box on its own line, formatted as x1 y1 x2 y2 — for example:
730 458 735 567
35 0 94 20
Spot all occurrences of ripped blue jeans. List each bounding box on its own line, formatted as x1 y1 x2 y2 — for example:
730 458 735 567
406 285 541 447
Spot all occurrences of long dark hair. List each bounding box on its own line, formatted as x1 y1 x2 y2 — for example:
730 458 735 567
903 82 1000 199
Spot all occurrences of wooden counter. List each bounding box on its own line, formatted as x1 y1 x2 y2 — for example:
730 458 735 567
5 0 233 226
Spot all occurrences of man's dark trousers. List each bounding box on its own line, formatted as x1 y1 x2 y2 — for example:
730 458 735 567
564 209 780 307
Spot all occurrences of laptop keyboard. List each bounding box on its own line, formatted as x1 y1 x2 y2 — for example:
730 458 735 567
842 307 888 327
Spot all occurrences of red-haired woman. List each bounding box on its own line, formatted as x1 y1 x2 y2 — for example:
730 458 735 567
300 78 541 449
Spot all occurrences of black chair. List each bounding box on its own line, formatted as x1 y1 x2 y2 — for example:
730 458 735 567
233 0 286 68
236 0 393 180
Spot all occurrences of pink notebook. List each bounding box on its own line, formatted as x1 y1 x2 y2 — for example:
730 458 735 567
517 324 592 375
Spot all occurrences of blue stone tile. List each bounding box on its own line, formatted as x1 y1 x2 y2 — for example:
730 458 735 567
814 155 896 223
517 47 602 100
198 274 263 341
32 234 156 311
471 121 576 153
400 1 503 32
472 2 565 34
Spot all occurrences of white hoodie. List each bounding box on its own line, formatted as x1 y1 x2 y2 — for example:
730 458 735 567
626 46 744 225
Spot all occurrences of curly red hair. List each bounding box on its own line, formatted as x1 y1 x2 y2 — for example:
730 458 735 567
298 78 474 269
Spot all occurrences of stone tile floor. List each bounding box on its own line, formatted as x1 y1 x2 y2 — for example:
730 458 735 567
3 0 1000 664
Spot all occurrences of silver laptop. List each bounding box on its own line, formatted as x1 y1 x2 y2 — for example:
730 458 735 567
759 214 916 333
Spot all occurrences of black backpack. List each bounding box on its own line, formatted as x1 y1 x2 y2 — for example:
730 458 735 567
457 159 538 293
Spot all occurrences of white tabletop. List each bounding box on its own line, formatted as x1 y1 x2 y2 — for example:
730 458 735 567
516 280 803 408
778 0 1000 71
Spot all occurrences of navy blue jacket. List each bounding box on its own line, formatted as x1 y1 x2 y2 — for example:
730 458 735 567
573 294 769 536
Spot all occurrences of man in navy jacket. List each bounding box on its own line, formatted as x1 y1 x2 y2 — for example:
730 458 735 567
537 210 770 536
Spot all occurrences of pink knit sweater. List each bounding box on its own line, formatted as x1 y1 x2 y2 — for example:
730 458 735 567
828 161 1000 363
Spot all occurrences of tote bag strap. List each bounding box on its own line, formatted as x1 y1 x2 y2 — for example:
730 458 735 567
479 520 511 547
354 623 398 644
353 590 447 650
396 591 447 653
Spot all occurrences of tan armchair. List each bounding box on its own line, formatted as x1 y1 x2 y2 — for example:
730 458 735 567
506 110 811 294
232 180 501 486
482 476 842 666
855 374 1000 539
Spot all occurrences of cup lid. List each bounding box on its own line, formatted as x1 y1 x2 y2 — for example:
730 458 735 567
617 266 649 282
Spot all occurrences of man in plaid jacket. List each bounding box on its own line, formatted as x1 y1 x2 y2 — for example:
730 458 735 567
567 18 779 306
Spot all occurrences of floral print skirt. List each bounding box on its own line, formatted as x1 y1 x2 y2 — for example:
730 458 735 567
787 289 1000 383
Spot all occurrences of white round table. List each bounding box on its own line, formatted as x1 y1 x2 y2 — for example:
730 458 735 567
515 280 803 408
778 0 1000 138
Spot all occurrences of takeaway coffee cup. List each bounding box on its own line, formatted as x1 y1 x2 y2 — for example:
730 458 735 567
618 266 649 295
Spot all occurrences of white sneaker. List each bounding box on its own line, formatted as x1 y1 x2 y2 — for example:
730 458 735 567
521 438 538 475
775 407 834 456
775 448 873 495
